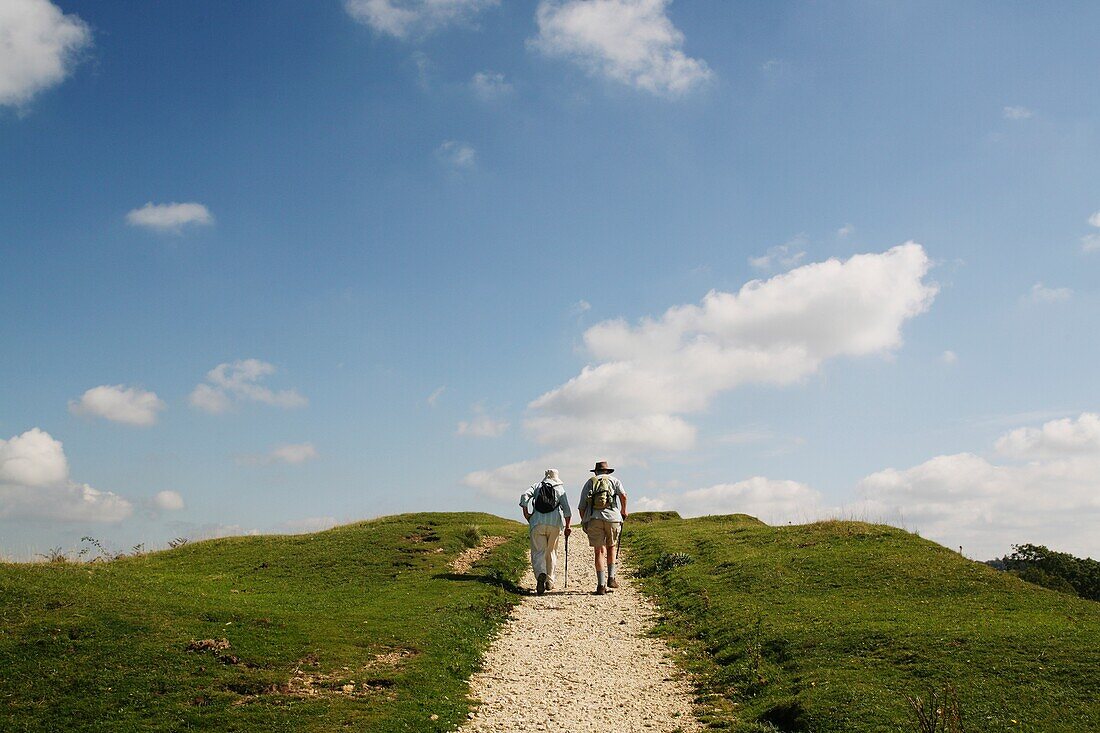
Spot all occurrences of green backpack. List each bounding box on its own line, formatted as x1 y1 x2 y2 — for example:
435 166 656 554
590 475 616 511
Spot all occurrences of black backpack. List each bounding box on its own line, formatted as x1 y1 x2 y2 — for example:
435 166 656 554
532 481 560 513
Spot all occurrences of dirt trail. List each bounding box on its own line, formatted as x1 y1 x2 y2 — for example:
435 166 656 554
461 539 701 732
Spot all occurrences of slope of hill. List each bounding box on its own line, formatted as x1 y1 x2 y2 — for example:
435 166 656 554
0 513 526 733
627 514 1100 732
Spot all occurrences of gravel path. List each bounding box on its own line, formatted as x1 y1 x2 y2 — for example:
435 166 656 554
461 538 701 733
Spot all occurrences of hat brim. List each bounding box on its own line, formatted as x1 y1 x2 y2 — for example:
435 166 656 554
590 468 615 473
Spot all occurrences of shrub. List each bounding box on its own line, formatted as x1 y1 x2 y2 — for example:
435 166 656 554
37 547 69 563
460 524 483 549
1000 544 1100 601
905 686 965 733
640 551 693 576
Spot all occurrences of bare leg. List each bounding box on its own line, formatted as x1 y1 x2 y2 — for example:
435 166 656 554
594 545 606 573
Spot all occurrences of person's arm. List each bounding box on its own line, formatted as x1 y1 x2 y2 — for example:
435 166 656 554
577 481 591 524
617 482 628 520
519 486 535 522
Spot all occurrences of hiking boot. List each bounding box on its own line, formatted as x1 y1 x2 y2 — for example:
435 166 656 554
607 577 620 589
594 585 608 595
536 573 547 595
545 577 555 591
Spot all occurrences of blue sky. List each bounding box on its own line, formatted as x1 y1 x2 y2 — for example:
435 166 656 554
2 0 1098 560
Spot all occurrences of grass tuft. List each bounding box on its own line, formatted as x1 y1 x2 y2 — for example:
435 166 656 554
460 524 483 549
905 685 965 733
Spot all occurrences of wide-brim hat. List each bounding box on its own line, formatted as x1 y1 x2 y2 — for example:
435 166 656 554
590 460 614 473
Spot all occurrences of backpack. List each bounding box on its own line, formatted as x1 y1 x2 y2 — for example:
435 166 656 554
532 481 560 514
589 475 616 511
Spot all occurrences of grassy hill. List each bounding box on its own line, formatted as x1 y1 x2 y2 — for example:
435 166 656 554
0 513 527 733
626 513 1100 732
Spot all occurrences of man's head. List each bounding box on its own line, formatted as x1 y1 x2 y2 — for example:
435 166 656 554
590 460 614 475
544 468 559 481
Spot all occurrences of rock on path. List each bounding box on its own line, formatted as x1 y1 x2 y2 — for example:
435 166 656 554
461 540 701 733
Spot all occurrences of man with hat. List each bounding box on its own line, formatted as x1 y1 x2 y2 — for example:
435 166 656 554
577 460 628 595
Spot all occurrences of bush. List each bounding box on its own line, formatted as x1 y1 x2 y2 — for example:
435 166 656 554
1010 567 1077 596
640 551 693 576
905 685 965 733
1000 544 1100 601
460 524 483 549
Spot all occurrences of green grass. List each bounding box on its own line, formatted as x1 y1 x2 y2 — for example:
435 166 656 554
0 512 527 733
626 514 1100 733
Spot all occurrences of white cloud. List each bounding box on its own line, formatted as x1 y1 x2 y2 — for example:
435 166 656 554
436 140 476 169
994 413 1100 459
639 477 826 525
189 359 307 414
0 428 132 522
572 299 592 315
269 443 318 464
457 404 509 437
940 350 958 365
153 490 184 511
69 385 166 426
1028 282 1072 303
622 413 1100 559
467 244 938 499
837 223 855 239
125 202 213 232
748 236 807 271
532 0 712 96
463 447 596 501
1089 211 1100 228
188 383 231 414
1002 105 1033 120
526 413 695 452
471 71 512 100
427 385 446 407
857 413 1100 558
194 523 261 540
344 0 498 39
1082 234 1100 253
280 516 339 534
236 442 319 467
533 243 935 422
0 0 91 108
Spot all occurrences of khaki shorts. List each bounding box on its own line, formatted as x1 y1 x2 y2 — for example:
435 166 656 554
584 519 621 548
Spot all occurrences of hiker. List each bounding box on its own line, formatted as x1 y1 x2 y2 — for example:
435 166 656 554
520 468 572 595
577 460 628 595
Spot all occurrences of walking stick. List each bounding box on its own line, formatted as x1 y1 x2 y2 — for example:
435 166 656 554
564 531 569 589
615 515 624 560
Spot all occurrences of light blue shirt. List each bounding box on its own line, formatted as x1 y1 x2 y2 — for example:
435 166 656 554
519 479 572 529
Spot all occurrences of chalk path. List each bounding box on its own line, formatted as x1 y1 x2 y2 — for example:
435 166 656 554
460 539 701 732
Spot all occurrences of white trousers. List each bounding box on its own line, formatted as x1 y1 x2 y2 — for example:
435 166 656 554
529 524 561 580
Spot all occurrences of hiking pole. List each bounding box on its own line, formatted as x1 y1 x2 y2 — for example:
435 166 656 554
615 515 624 563
564 531 569 589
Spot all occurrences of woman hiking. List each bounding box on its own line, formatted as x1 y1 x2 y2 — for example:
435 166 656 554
519 469 572 595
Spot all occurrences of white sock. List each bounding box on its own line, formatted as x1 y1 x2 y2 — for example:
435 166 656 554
597 570 606 586
608 563 617 579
